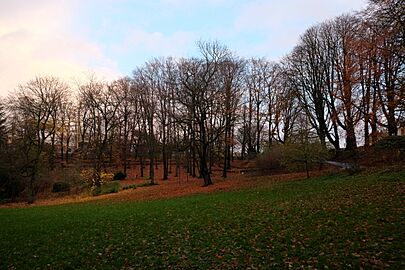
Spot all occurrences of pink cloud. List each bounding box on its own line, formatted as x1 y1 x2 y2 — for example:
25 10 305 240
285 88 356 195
0 0 120 96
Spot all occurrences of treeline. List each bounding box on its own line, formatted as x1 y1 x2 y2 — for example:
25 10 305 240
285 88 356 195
0 0 403 200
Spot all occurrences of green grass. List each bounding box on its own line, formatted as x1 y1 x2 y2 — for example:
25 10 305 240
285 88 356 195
0 169 404 269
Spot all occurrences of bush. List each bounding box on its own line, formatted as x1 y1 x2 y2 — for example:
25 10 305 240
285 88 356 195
100 181 120 195
375 136 405 152
101 172 114 181
60 167 83 185
52 182 70 193
374 136 405 162
0 168 23 201
80 169 95 187
122 184 137 190
282 140 329 178
256 143 284 171
80 169 114 188
137 181 158 187
91 181 120 196
113 171 126 180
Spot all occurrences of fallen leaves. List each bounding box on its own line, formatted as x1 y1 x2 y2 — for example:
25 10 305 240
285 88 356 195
0 170 404 269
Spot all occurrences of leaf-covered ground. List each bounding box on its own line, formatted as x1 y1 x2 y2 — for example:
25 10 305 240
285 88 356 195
1 170 308 208
0 169 404 269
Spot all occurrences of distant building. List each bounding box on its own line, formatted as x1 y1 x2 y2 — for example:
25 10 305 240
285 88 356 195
399 123 405 136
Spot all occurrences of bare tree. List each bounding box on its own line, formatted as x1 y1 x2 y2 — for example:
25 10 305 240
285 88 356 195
271 64 301 144
79 78 121 191
331 15 362 150
176 41 231 186
244 58 271 154
56 99 75 164
112 78 133 176
284 27 332 148
144 57 178 180
133 64 159 184
219 57 244 177
8 76 68 201
364 0 405 136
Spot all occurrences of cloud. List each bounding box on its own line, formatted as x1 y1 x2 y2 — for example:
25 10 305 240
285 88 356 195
235 0 366 31
118 29 197 60
158 0 231 8
234 0 367 59
0 0 369 96
0 0 120 97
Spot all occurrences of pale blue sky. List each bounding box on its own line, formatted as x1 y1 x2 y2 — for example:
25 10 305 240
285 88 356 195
0 0 367 96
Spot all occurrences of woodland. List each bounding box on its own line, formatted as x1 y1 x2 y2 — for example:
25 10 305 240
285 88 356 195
0 0 404 269
0 0 403 202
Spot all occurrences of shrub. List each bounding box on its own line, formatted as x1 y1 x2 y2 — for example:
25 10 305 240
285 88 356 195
99 181 120 195
282 141 329 178
100 172 114 182
375 136 405 152
137 181 158 187
374 136 405 161
122 184 137 190
80 169 95 187
256 143 284 171
90 186 101 196
113 171 126 180
60 167 82 185
52 182 70 193
0 167 23 201
91 181 120 196
80 169 114 188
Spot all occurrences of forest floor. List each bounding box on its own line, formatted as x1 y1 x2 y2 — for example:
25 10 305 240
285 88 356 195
3 153 401 208
1 166 318 208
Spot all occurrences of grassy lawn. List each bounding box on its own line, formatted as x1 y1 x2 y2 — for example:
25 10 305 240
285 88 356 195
0 169 404 269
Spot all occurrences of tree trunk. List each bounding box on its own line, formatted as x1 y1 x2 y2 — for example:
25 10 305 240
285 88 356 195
231 127 235 162
50 133 56 171
60 131 64 163
201 144 212 186
28 173 36 204
149 122 155 184
149 157 154 184
222 122 230 178
387 93 398 136
192 146 196 178
364 114 370 148
256 104 261 153
345 120 357 150
140 156 144 178
122 134 128 176
200 113 212 186
222 130 228 178
305 160 310 179
65 135 70 163
343 79 357 150
162 144 168 180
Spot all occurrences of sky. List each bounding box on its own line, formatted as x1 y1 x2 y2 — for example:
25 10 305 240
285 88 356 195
0 0 367 97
